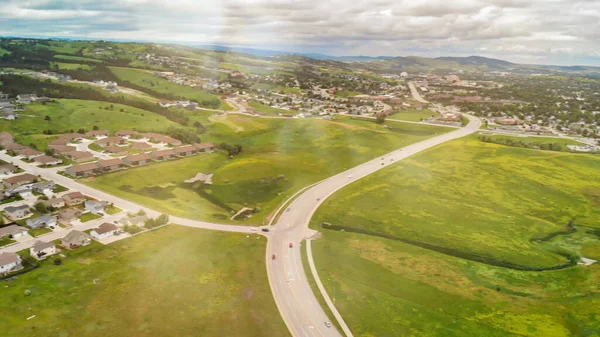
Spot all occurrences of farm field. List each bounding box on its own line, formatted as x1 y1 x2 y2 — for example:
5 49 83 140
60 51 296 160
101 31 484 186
0 226 289 337
478 133 585 152
50 62 91 70
311 136 600 267
53 54 102 63
108 66 231 110
248 101 291 115
86 115 451 223
389 108 437 121
0 99 181 149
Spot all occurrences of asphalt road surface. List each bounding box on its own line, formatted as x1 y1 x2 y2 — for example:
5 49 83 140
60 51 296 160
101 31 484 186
267 114 482 337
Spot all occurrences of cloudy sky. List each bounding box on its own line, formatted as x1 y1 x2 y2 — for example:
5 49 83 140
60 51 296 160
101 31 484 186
1 0 600 66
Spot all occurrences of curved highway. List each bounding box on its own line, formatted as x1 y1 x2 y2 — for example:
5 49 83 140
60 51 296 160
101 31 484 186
267 113 482 337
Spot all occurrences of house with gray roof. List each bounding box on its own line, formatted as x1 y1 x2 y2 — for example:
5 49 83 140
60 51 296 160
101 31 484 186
0 252 22 274
61 230 91 249
32 181 55 194
26 214 57 229
4 204 31 220
84 200 108 215
30 240 57 260
0 224 29 239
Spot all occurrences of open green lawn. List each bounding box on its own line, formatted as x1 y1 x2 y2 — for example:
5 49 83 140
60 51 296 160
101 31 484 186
0 226 289 337
389 108 437 121
311 136 600 267
79 212 102 222
28 227 53 237
50 62 91 70
0 99 181 150
478 133 585 152
0 236 15 247
108 66 231 110
54 54 102 63
105 205 122 215
248 101 291 115
85 115 450 223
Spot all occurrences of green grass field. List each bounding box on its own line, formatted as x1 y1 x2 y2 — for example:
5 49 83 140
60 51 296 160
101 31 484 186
308 136 600 336
389 109 437 121
334 90 362 98
0 47 10 57
108 66 231 110
53 54 102 63
0 99 181 149
478 133 584 152
248 101 291 115
311 136 600 267
0 226 289 337
50 62 92 70
85 115 450 223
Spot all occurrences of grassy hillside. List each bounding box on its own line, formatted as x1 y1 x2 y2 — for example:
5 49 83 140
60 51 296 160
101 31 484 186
0 226 290 337
50 62 91 70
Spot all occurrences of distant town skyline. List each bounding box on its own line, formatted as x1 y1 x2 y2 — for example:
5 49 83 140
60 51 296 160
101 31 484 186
1 0 599 66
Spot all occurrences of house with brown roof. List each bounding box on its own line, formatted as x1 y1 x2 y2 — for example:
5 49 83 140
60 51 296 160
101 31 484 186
96 136 127 147
4 143 27 152
97 158 124 172
0 224 29 239
104 145 128 156
130 142 152 150
57 208 82 224
63 191 86 206
116 130 138 138
0 164 18 175
85 130 109 138
3 173 37 188
0 252 22 274
61 230 91 249
123 153 152 166
0 132 14 146
151 149 175 161
49 145 76 154
60 133 83 141
91 223 119 240
162 136 182 146
193 143 215 152
64 151 94 163
174 145 197 157
45 197 66 209
48 138 70 149
141 133 164 143
34 155 63 166
16 147 43 160
65 162 98 177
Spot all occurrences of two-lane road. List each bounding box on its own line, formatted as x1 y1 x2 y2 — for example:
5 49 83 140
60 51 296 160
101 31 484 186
267 114 482 337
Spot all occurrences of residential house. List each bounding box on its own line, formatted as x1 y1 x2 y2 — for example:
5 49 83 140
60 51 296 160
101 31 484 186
3 108 17 120
15 147 43 160
48 138 70 149
119 215 148 227
141 132 164 143
0 224 29 239
130 142 152 150
193 143 215 152
16 94 36 104
65 162 98 177
123 153 152 166
104 145 127 156
0 252 22 274
4 205 31 220
60 133 83 142
34 155 63 166
35 96 52 103
49 145 76 154
61 230 92 249
57 208 82 224
3 173 37 188
62 192 86 206
116 130 138 138
84 130 109 138
63 151 94 163
91 223 119 240
96 136 126 147
31 181 55 194
97 158 124 172
4 143 27 152
30 241 57 260
162 136 182 146
45 197 65 209
0 132 14 146
26 215 57 229
151 149 175 161
174 145 196 157
84 200 108 215
0 164 17 175
4 184 32 198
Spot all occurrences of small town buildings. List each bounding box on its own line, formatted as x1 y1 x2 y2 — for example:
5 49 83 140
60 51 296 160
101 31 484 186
34 155 63 166
45 197 65 209
15 147 43 159
57 208 82 224
116 130 138 138
4 205 32 220
174 145 196 157
16 94 36 104
193 143 215 152
90 223 119 240
97 158 124 172
31 181 55 194
151 149 174 161
129 142 152 150
0 252 22 274
3 173 37 188
123 153 151 166
30 241 57 260
62 192 86 206
26 214 57 229
65 162 98 177
4 143 27 152
104 145 128 155
63 151 94 163
85 130 109 138
84 200 108 214
61 230 92 249
0 164 18 175
0 224 29 239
